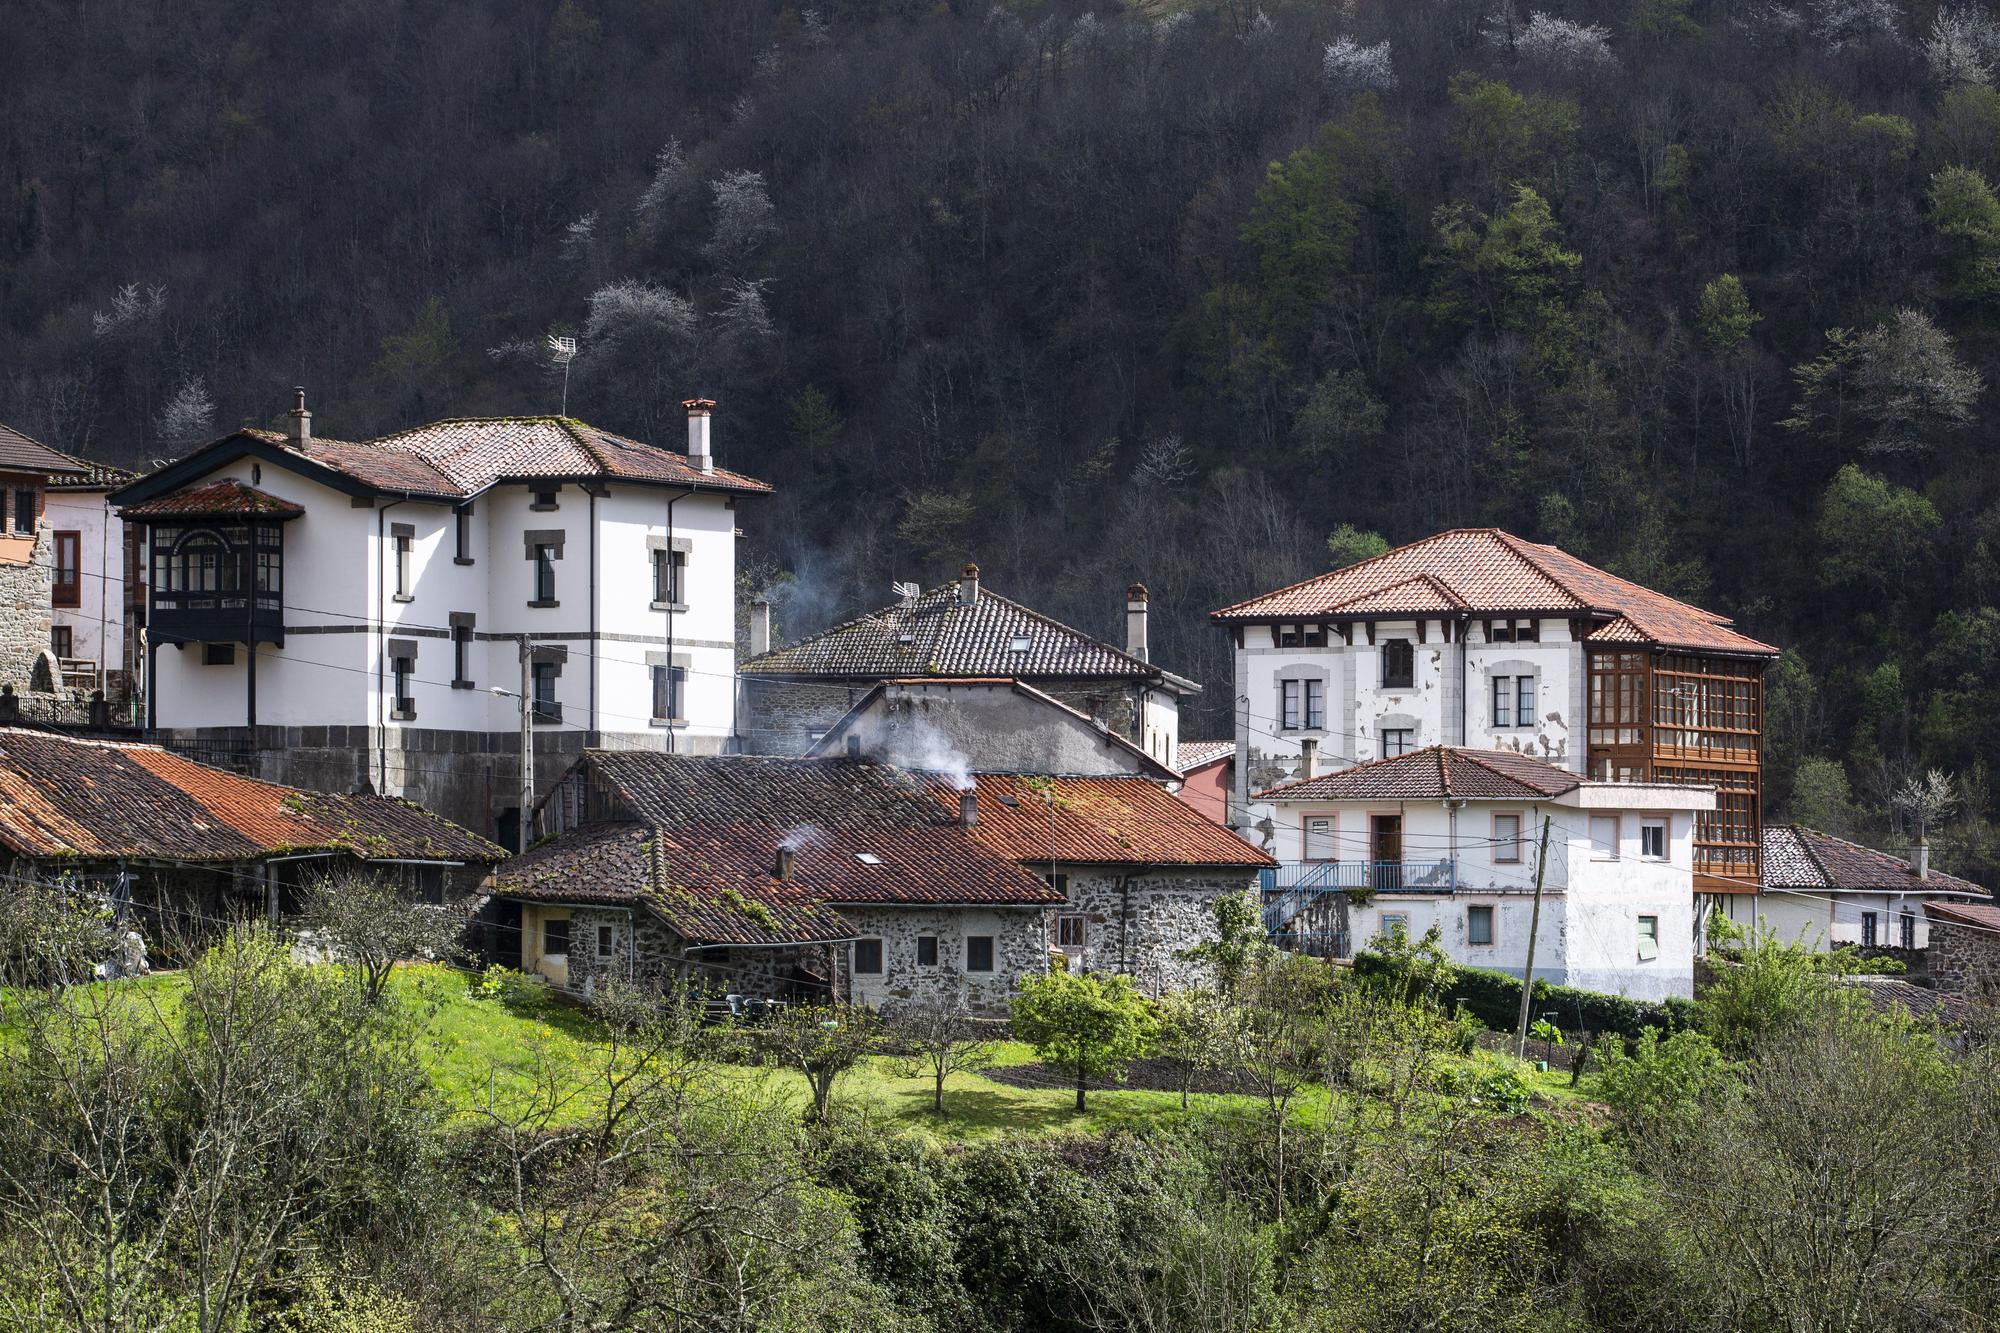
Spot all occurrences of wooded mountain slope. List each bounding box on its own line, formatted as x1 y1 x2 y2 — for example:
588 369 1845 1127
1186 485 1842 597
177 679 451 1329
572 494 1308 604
5 0 1997 869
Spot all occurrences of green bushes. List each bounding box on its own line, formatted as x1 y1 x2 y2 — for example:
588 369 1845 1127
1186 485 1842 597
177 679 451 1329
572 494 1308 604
1352 948 1697 1040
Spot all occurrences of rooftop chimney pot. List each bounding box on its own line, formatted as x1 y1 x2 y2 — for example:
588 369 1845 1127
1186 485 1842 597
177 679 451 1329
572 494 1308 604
959 562 980 607
774 845 795 880
959 789 979 827
1915 837 1931 881
1298 737 1319 781
749 598 771 658
1126 582 1150 662
682 397 715 474
287 386 312 446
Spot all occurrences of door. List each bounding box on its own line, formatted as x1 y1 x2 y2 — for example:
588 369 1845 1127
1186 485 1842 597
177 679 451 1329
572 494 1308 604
1304 816 1336 863
1371 815 1403 892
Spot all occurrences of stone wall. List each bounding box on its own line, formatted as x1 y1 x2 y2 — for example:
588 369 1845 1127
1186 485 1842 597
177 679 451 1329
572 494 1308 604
558 904 837 1005
1930 918 2000 999
741 676 1152 756
0 527 53 689
1056 867 1257 995
837 904 1049 1015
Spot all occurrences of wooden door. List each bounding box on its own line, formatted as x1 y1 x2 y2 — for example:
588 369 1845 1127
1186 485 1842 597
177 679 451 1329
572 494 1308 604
1371 815 1403 891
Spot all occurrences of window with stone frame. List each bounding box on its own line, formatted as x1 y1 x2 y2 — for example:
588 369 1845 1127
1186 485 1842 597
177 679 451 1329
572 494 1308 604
965 935 995 972
853 938 884 974
1381 638 1414 689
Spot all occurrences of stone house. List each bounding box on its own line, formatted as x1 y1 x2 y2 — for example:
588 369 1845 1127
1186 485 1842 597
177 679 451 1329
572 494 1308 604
1925 900 2000 1001
1738 824 1989 953
493 751 1067 1013
0 422 92 693
739 565 1196 765
108 394 767 844
0 725 503 956
1212 528 1776 900
1259 745 1715 1001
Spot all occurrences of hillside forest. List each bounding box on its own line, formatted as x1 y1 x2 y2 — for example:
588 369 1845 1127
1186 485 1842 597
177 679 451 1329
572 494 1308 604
5 0 2000 869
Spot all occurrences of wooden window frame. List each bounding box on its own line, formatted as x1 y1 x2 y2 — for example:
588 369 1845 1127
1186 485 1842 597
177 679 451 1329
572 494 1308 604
965 935 996 973
1492 812 1523 864
51 530 81 607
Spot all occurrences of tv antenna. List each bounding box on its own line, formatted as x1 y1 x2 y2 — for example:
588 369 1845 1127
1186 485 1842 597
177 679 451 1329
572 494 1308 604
546 334 578 415
892 581 922 606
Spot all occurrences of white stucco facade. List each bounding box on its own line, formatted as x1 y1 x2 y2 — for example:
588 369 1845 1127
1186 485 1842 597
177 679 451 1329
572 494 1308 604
1264 780 1712 1001
44 483 130 695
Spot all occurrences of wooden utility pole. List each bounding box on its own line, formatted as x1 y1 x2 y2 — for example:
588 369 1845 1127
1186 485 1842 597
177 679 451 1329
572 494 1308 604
1515 814 1553 1060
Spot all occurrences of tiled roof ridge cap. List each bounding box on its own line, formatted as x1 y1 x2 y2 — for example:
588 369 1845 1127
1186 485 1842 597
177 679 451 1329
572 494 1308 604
0 725 172 755
954 585 1163 676
1786 822 1839 887
1211 531 1465 619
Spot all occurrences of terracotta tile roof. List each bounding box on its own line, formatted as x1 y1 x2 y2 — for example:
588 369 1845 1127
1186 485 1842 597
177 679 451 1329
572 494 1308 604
1760 825 1988 898
1926 900 2000 930
45 448 136 490
743 582 1191 688
1257 745 1583 802
0 728 504 863
1839 975 1979 1025
1212 528 1776 657
119 478 305 519
1175 740 1236 773
496 753 1065 947
943 774 1274 868
0 422 90 478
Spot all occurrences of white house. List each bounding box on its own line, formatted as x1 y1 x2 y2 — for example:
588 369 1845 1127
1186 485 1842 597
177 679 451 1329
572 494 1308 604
44 453 138 706
108 394 768 845
1258 745 1715 1001
1213 528 1776 905
1729 824 1989 952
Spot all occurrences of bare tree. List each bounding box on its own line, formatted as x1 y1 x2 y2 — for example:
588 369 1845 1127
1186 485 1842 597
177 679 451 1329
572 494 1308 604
302 867 476 1005
757 1002 881 1123
890 999 995 1115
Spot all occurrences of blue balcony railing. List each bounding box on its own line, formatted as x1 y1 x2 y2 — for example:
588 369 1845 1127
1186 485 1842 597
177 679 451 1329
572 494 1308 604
1258 859 1458 957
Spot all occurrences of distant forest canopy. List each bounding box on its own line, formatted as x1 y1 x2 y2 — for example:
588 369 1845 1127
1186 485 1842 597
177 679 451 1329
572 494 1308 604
6 0 2000 866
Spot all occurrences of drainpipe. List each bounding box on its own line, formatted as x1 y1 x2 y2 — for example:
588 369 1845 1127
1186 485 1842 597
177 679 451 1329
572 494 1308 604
1457 615 1469 746
375 497 409 793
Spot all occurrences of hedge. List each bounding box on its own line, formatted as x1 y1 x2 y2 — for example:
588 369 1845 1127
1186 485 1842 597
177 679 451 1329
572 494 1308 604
1351 950 1696 1041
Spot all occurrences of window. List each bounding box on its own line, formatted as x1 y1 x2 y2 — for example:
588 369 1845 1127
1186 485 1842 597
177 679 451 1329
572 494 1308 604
391 655 415 717
1305 679 1324 729
1492 675 1535 728
393 533 412 599
1043 872 1070 897
853 939 884 974
651 548 687 605
1590 815 1621 859
452 624 473 687
651 663 686 722
1382 728 1414 756
916 935 938 967
1637 915 1660 961
530 485 558 510
532 545 557 603
50 626 71 659
966 935 995 972
542 918 570 958
1493 813 1522 864
1900 911 1916 950
532 659 559 720
1277 623 1327 647
51 531 80 607
1640 817 1667 860
1008 633 1032 652
1862 911 1879 947
1281 679 1300 730
1381 638 1414 689
1467 905 1494 946
1282 678 1325 730
1378 912 1410 940
1304 815 1337 862
202 643 235 666
12 488 34 535
596 925 614 960
1058 915 1086 948
1492 619 1540 643
454 504 473 564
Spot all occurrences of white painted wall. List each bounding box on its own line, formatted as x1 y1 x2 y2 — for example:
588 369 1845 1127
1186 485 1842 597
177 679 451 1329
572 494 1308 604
1713 890 1955 950
45 487 124 680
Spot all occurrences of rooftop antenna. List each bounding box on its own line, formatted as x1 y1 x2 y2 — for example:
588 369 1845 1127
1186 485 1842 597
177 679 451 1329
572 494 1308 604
892 580 921 606
546 334 578 415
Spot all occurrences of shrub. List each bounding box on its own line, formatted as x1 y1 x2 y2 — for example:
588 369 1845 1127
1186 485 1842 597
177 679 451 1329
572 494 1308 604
1353 948 1694 1041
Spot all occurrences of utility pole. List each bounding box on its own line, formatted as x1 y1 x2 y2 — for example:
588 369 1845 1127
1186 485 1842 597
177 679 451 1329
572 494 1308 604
1515 814 1553 1060
518 638 534 854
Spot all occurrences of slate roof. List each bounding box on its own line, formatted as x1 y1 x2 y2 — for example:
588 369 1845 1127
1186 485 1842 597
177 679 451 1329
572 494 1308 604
119 479 306 520
497 753 1066 948
0 423 90 478
1257 745 1585 802
1175 741 1236 773
1760 825 1988 898
946 774 1275 869
743 581 1193 689
0 728 504 863
1212 528 1776 657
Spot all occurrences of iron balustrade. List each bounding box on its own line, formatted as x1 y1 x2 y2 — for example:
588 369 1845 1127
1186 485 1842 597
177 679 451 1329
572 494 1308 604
1259 858 1458 958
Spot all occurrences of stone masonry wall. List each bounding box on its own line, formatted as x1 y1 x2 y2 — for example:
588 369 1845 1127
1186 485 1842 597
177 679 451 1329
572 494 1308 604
837 904 1049 1015
1058 867 1258 996
0 527 54 688
1930 918 2000 999
740 679 874 755
559 905 834 1005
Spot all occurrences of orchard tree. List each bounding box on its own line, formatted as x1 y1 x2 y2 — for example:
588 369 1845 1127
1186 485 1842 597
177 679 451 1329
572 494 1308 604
1011 970 1159 1112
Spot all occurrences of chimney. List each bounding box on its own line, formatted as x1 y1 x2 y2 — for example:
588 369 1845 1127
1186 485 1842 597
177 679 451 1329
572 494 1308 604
287 386 312 446
959 562 980 607
749 597 771 657
1298 736 1319 781
1915 835 1931 881
845 734 862 758
1126 582 1150 662
774 845 795 880
959 789 979 827
682 397 715 474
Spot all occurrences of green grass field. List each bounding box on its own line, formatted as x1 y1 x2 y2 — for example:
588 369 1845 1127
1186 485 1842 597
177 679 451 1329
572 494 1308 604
4 964 1603 1141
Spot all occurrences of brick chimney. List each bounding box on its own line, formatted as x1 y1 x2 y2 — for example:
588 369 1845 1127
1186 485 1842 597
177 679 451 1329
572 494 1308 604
1126 582 1149 662
1298 736 1319 781
749 597 771 657
287 387 312 446
959 562 980 607
959 789 979 827
682 398 715 474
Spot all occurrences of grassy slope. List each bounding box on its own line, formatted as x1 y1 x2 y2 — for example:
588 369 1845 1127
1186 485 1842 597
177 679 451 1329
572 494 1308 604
6 964 1600 1141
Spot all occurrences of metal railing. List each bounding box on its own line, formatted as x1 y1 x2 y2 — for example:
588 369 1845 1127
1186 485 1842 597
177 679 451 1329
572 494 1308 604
1259 858 1458 959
